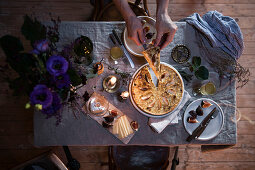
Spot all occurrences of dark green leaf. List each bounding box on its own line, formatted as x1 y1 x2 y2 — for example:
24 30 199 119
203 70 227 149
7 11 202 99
21 15 46 45
189 65 194 72
58 88 69 100
195 66 209 80
0 35 24 58
192 56 201 69
178 70 193 82
67 69 82 86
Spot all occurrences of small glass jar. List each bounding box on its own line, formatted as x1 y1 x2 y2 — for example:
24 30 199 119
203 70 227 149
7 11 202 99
110 46 123 61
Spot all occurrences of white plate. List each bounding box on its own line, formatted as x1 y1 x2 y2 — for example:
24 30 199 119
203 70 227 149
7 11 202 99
183 98 224 141
123 16 156 57
129 62 184 118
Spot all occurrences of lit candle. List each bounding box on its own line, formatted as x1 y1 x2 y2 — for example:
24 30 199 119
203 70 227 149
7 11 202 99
103 75 119 93
107 76 117 89
120 91 129 99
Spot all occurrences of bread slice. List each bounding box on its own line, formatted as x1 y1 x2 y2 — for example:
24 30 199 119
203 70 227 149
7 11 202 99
142 46 161 79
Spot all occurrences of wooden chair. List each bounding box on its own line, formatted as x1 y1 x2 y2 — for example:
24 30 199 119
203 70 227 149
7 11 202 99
91 0 150 21
11 151 68 170
108 145 170 170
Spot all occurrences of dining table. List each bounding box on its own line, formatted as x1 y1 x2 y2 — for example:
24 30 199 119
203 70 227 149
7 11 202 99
34 21 237 146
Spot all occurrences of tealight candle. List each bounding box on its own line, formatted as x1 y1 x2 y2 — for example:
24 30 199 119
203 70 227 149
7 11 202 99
107 76 117 89
120 91 129 99
103 75 120 93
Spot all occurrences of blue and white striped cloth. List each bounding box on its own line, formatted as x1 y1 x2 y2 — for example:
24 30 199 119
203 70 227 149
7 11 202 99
182 11 244 59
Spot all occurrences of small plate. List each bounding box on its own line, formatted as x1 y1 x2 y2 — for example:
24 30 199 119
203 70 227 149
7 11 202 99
183 98 224 141
123 16 156 57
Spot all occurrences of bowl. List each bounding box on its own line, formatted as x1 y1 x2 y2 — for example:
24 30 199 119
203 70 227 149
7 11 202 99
123 16 156 57
128 62 185 118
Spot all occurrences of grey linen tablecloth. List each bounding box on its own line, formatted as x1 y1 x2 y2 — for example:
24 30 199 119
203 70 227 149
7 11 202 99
34 22 237 146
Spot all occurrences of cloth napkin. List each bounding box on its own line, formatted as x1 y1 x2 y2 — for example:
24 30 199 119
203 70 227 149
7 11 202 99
148 91 191 133
180 10 244 59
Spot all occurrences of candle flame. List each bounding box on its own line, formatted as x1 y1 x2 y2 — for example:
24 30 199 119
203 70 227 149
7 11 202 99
109 76 117 85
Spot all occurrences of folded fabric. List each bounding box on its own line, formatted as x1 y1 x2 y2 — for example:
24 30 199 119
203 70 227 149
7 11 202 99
148 91 191 133
181 10 244 59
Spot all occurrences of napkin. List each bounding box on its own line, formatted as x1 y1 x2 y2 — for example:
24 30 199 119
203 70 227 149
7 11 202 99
148 91 191 133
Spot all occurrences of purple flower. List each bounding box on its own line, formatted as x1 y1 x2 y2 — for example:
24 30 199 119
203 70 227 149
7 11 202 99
42 92 62 115
54 73 71 89
30 84 53 109
46 55 69 76
34 39 49 52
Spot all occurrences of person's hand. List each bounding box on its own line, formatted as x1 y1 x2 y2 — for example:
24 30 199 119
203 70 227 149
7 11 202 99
126 16 145 46
155 13 177 49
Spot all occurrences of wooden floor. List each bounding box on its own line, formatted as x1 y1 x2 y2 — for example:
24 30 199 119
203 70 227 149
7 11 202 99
0 0 255 169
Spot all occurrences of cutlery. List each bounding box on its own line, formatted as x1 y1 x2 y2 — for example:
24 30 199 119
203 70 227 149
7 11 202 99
186 107 218 142
148 68 158 87
139 37 158 86
112 30 135 68
109 34 117 45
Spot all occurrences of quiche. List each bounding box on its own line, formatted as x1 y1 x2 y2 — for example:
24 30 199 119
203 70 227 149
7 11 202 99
142 46 161 79
131 64 183 115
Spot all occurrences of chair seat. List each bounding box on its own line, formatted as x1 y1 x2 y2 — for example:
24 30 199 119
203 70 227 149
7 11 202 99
111 146 170 170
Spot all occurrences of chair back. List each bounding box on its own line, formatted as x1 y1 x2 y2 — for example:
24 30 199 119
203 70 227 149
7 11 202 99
91 0 150 21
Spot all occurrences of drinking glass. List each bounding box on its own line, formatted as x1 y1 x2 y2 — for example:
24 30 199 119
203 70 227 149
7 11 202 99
192 72 218 96
110 46 123 61
193 81 216 96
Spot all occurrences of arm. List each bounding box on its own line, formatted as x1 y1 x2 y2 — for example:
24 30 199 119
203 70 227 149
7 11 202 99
155 0 177 49
113 0 145 45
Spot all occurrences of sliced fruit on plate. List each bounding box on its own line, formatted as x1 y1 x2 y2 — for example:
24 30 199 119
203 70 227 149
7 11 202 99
187 116 199 123
196 105 204 116
189 110 197 118
201 100 212 108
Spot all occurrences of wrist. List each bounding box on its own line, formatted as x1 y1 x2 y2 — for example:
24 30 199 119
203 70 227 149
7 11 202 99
156 11 169 20
156 7 168 17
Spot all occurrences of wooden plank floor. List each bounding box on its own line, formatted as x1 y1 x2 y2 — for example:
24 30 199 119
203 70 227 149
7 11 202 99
0 0 254 169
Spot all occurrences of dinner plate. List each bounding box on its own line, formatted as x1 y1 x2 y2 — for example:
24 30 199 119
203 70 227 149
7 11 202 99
183 98 224 141
123 16 156 57
129 62 184 118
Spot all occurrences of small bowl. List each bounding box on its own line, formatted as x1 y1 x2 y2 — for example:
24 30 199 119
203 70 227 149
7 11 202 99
123 16 156 57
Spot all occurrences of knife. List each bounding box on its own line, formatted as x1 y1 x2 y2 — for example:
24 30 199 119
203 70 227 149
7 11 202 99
186 107 217 142
112 30 135 68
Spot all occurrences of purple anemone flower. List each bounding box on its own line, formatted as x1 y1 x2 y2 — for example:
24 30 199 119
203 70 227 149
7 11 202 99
34 39 49 53
54 73 71 89
30 84 53 109
46 55 69 76
42 92 62 115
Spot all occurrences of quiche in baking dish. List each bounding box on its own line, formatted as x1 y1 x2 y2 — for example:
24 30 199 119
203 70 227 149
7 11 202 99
131 64 183 115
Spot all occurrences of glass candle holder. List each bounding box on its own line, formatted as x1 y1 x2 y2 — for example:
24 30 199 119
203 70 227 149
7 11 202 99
103 75 120 93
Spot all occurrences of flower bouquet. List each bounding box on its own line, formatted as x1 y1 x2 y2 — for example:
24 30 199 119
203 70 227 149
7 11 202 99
0 15 98 125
